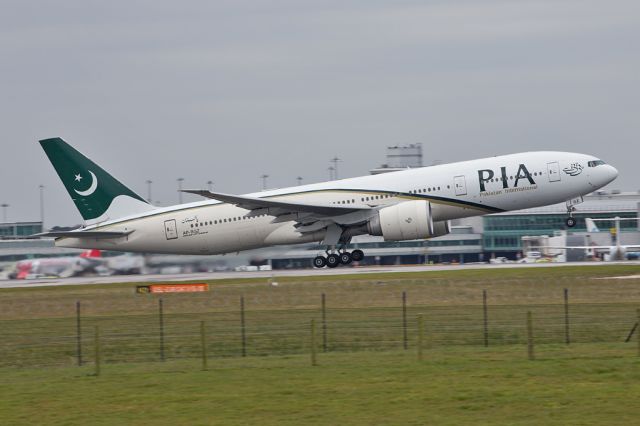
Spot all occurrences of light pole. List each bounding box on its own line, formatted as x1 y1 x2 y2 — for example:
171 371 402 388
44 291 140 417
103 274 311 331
1 203 8 222
39 185 45 228
146 180 153 203
296 176 303 186
260 174 269 190
328 166 335 180
207 180 213 192
177 178 184 204
330 156 341 180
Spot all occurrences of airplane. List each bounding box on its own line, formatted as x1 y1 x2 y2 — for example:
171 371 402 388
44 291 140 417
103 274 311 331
8 249 103 279
5 249 144 279
35 137 618 268
545 217 640 261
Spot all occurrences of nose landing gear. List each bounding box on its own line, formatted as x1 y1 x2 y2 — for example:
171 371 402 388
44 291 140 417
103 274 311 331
565 197 584 228
566 205 577 228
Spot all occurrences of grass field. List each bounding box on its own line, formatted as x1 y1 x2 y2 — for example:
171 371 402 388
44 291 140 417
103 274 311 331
2 264 640 425
2 345 640 425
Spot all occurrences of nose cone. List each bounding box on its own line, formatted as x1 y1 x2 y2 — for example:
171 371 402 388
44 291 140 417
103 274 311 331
605 165 619 184
592 164 618 188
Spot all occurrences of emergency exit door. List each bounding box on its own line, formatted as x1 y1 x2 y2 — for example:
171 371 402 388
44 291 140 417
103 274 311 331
164 219 178 240
453 175 467 196
547 162 561 182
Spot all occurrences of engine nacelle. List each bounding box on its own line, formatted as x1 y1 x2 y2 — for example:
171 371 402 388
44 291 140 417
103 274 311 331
367 200 449 241
432 220 450 238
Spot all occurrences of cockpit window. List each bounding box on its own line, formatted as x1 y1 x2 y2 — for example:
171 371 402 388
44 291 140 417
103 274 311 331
588 160 606 167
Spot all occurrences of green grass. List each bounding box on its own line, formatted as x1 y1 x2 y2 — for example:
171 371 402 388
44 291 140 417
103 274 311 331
1 265 640 368
2 265 640 424
2 344 640 425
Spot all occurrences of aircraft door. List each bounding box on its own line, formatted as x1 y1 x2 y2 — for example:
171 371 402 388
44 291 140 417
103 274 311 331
164 219 178 240
453 175 467 196
547 162 561 182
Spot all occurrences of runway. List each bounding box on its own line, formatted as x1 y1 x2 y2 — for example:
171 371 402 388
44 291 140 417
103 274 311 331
1 261 638 289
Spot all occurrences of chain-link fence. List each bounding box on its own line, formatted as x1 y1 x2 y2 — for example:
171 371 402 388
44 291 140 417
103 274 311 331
2 289 639 369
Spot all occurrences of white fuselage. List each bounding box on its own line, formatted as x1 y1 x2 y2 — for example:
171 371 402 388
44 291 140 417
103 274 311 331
56 151 618 255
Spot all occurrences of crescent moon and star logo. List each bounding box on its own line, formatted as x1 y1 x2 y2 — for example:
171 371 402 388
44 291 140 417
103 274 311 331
73 171 99 196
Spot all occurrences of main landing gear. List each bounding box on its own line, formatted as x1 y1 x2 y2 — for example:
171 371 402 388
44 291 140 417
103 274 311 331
313 249 364 268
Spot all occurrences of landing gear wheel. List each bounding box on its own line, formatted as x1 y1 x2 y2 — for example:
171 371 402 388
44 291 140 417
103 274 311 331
339 252 352 265
566 217 577 228
351 249 364 262
313 256 327 268
326 253 340 268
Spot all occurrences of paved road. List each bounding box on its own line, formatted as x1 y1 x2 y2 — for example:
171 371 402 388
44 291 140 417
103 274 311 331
2 261 639 289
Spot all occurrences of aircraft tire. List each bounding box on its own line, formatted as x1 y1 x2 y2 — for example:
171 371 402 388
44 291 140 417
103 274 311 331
326 254 340 268
351 249 364 262
339 252 352 265
313 256 327 268
566 217 577 228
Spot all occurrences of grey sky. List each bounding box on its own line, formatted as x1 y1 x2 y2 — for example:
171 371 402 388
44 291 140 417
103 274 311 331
1 0 638 227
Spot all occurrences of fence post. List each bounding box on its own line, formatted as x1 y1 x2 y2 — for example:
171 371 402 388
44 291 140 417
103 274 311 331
94 325 101 376
527 311 534 361
637 309 640 357
402 291 408 350
417 315 424 361
159 298 165 361
483 290 489 347
240 296 247 357
76 301 82 366
564 288 570 345
321 293 327 352
200 321 208 371
310 319 318 366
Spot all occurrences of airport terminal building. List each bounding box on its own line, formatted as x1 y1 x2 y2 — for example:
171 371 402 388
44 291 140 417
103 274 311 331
1 191 639 271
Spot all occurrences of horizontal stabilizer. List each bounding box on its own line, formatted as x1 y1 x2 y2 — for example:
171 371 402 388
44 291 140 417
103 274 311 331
181 189 371 216
34 230 134 239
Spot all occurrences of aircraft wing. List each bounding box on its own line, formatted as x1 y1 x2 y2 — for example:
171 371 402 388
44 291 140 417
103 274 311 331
181 189 372 217
34 230 134 239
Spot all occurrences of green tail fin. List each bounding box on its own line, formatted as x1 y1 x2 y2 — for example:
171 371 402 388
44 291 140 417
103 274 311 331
40 137 152 222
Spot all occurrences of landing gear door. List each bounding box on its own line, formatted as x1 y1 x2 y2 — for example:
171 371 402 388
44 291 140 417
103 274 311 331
453 175 467 196
547 162 561 182
164 219 178 240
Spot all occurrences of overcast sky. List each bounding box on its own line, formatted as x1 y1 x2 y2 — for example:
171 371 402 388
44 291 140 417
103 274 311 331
1 0 638 227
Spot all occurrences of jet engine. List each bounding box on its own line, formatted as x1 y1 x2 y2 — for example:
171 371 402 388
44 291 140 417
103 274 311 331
366 200 450 241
